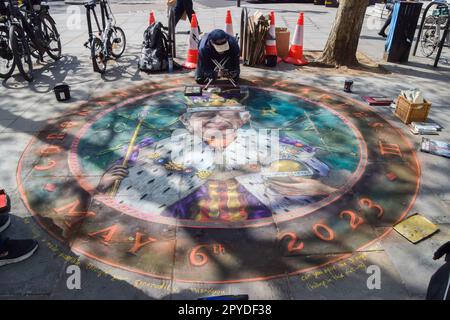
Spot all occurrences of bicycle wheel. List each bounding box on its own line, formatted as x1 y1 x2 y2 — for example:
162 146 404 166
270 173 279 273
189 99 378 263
108 26 126 59
168 7 176 58
28 15 48 60
9 24 33 81
420 16 438 57
29 42 41 60
91 37 106 74
0 25 15 79
39 13 61 61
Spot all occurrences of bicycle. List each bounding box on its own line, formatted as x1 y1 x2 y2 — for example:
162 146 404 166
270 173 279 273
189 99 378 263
420 4 449 57
24 1 61 62
84 0 126 74
4 0 32 81
1 0 61 81
0 2 15 79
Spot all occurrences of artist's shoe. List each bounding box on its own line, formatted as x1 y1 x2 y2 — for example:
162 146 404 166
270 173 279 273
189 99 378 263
0 239 38 267
0 214 10 233
195 77 208 85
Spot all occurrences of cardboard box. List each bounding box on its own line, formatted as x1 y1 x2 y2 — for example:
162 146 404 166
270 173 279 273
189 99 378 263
395 95 432 124
276 27 290 59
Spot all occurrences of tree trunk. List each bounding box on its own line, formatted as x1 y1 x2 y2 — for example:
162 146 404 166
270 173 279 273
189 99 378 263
317 0 369 67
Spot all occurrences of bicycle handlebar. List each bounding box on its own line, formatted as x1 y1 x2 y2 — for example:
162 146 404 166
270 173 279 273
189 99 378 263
84 0 110 6
84 0 97 8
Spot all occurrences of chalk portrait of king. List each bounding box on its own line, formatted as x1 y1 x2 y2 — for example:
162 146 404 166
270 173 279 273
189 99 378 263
94 90 351 222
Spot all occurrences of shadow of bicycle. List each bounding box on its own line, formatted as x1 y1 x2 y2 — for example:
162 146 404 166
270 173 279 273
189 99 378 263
1 54 83 93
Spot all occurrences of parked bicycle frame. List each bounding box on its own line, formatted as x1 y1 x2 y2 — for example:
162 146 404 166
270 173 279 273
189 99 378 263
413 0 450 67
0 1 16 79
84 0 126 74
0 0 61 81
420 3 449 57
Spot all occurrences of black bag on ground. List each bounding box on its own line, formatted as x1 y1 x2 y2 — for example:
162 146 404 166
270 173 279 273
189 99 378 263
139 22 169 72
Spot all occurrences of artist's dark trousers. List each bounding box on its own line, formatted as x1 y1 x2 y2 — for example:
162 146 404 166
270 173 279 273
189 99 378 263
174 0 195 25
380 12 392 35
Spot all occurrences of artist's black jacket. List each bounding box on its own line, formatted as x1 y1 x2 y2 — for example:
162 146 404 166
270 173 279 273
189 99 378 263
196 30 240 80
427 261 450 300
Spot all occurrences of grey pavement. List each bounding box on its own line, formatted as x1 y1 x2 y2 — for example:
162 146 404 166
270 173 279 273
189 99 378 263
0 0 449 299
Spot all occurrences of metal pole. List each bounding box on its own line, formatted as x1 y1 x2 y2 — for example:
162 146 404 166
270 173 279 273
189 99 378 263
237 0 241 8
413 1 434 56
434 17 450 67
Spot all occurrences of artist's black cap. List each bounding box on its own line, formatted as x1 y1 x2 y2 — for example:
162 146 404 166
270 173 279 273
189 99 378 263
209 29 228 44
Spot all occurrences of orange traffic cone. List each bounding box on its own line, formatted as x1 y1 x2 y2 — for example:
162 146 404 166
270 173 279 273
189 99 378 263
225 10 234 36
148 11 155 25
265 12 278 56
183 13 199 69
283 12 308 66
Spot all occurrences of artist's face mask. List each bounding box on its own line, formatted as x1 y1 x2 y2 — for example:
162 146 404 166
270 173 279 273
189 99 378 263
212 40 230 53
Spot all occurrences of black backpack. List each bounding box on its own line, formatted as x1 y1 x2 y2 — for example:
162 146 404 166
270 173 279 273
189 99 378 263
138 22 169 72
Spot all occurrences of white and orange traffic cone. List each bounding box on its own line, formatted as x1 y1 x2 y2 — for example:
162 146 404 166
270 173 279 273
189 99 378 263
183 13 199 69
283 12 308 66
225 10 234 36
148 11 155 25
265 11 281 64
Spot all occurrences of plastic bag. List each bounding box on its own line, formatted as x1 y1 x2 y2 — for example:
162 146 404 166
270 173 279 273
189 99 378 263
401 89 424 104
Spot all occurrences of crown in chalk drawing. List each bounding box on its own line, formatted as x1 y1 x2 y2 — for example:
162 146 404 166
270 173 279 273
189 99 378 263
185 93 246 113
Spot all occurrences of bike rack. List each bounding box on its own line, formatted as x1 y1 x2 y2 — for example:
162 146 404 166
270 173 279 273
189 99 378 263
413 0 450 67
168 7 176 58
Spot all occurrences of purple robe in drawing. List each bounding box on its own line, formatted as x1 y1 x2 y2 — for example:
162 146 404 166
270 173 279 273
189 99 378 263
111 130 329 222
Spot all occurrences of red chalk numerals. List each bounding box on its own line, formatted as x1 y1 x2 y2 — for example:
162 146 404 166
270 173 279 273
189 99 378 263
278 232 305 254
359 198 384 218
278 198 384 254
189 243 226 267
339 210 364 230
189 244 209 267
312 222 335 241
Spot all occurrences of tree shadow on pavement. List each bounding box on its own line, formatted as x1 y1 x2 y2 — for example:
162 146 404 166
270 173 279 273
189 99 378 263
1 55 83 94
